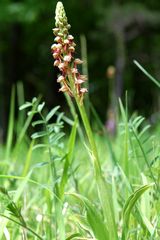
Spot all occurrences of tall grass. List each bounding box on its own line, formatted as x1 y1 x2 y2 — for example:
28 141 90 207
0 90 159 239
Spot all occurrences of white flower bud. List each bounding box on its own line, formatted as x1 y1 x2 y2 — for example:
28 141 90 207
64 39 70 44
75 79 85 84
51 44 57 50
64 55 71 62
53 52 59 58
74 58 83 64
54 60 60 66
72 68 78 74
80 88 88 93
68 35 74 40
68 46 75 52
58 63 66 70
55 36 61 42
57 75 65 82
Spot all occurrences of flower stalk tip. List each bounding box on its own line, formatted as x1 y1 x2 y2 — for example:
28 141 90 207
52 1 88 104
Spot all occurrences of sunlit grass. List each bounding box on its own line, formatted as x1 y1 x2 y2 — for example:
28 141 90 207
0 93 159 239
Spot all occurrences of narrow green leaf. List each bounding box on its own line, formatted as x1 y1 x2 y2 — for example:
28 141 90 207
37 102 45 112
57 112 64 123
56 111 74 126
119 98 129 177
19 102 32 110
32 162 49 169
66 233 81 240
134 60 160 88
122 183 154 239
46 106 60 122
69 193 109 240
32 97 37 103
59 117 78 197
32 144 48 150
119 98 126 121
27 110 37 116
138 125 150 138
123 183 154 222
31 131 47 139
5 86 15 159
32 120 45 127
49 132 65 144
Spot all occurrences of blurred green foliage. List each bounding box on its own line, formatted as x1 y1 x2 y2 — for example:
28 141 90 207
0 0 160 137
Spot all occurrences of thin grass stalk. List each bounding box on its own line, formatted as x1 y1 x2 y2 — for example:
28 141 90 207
59 117 77 198
0 214 43 240
17 82 25 132
5 86 15 160
63 90 84 141
134 60 160 88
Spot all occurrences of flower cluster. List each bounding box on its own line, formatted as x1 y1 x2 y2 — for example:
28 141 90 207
52 1 87 103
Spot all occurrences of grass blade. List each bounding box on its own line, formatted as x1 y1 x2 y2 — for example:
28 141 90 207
5 86 15 160
134 60 160 88
122 183 154 239
69 193 109 240
59 117 78 198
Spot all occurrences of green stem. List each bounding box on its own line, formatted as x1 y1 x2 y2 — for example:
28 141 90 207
0 214 43 240
76 100 101 177
63 85 84 142
75 98 118 240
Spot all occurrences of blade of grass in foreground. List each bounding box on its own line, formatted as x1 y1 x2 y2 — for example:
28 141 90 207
0 214 43 240
119 98 129 178
66 233 82 240
122 183 154 240
59 117 78 198
69 193 109 240
134 60 160 88
5 86 15 160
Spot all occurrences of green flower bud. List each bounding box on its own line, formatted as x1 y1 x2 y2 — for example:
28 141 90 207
55 2 69 35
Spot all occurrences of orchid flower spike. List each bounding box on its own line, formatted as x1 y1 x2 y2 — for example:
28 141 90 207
52 1 88 104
